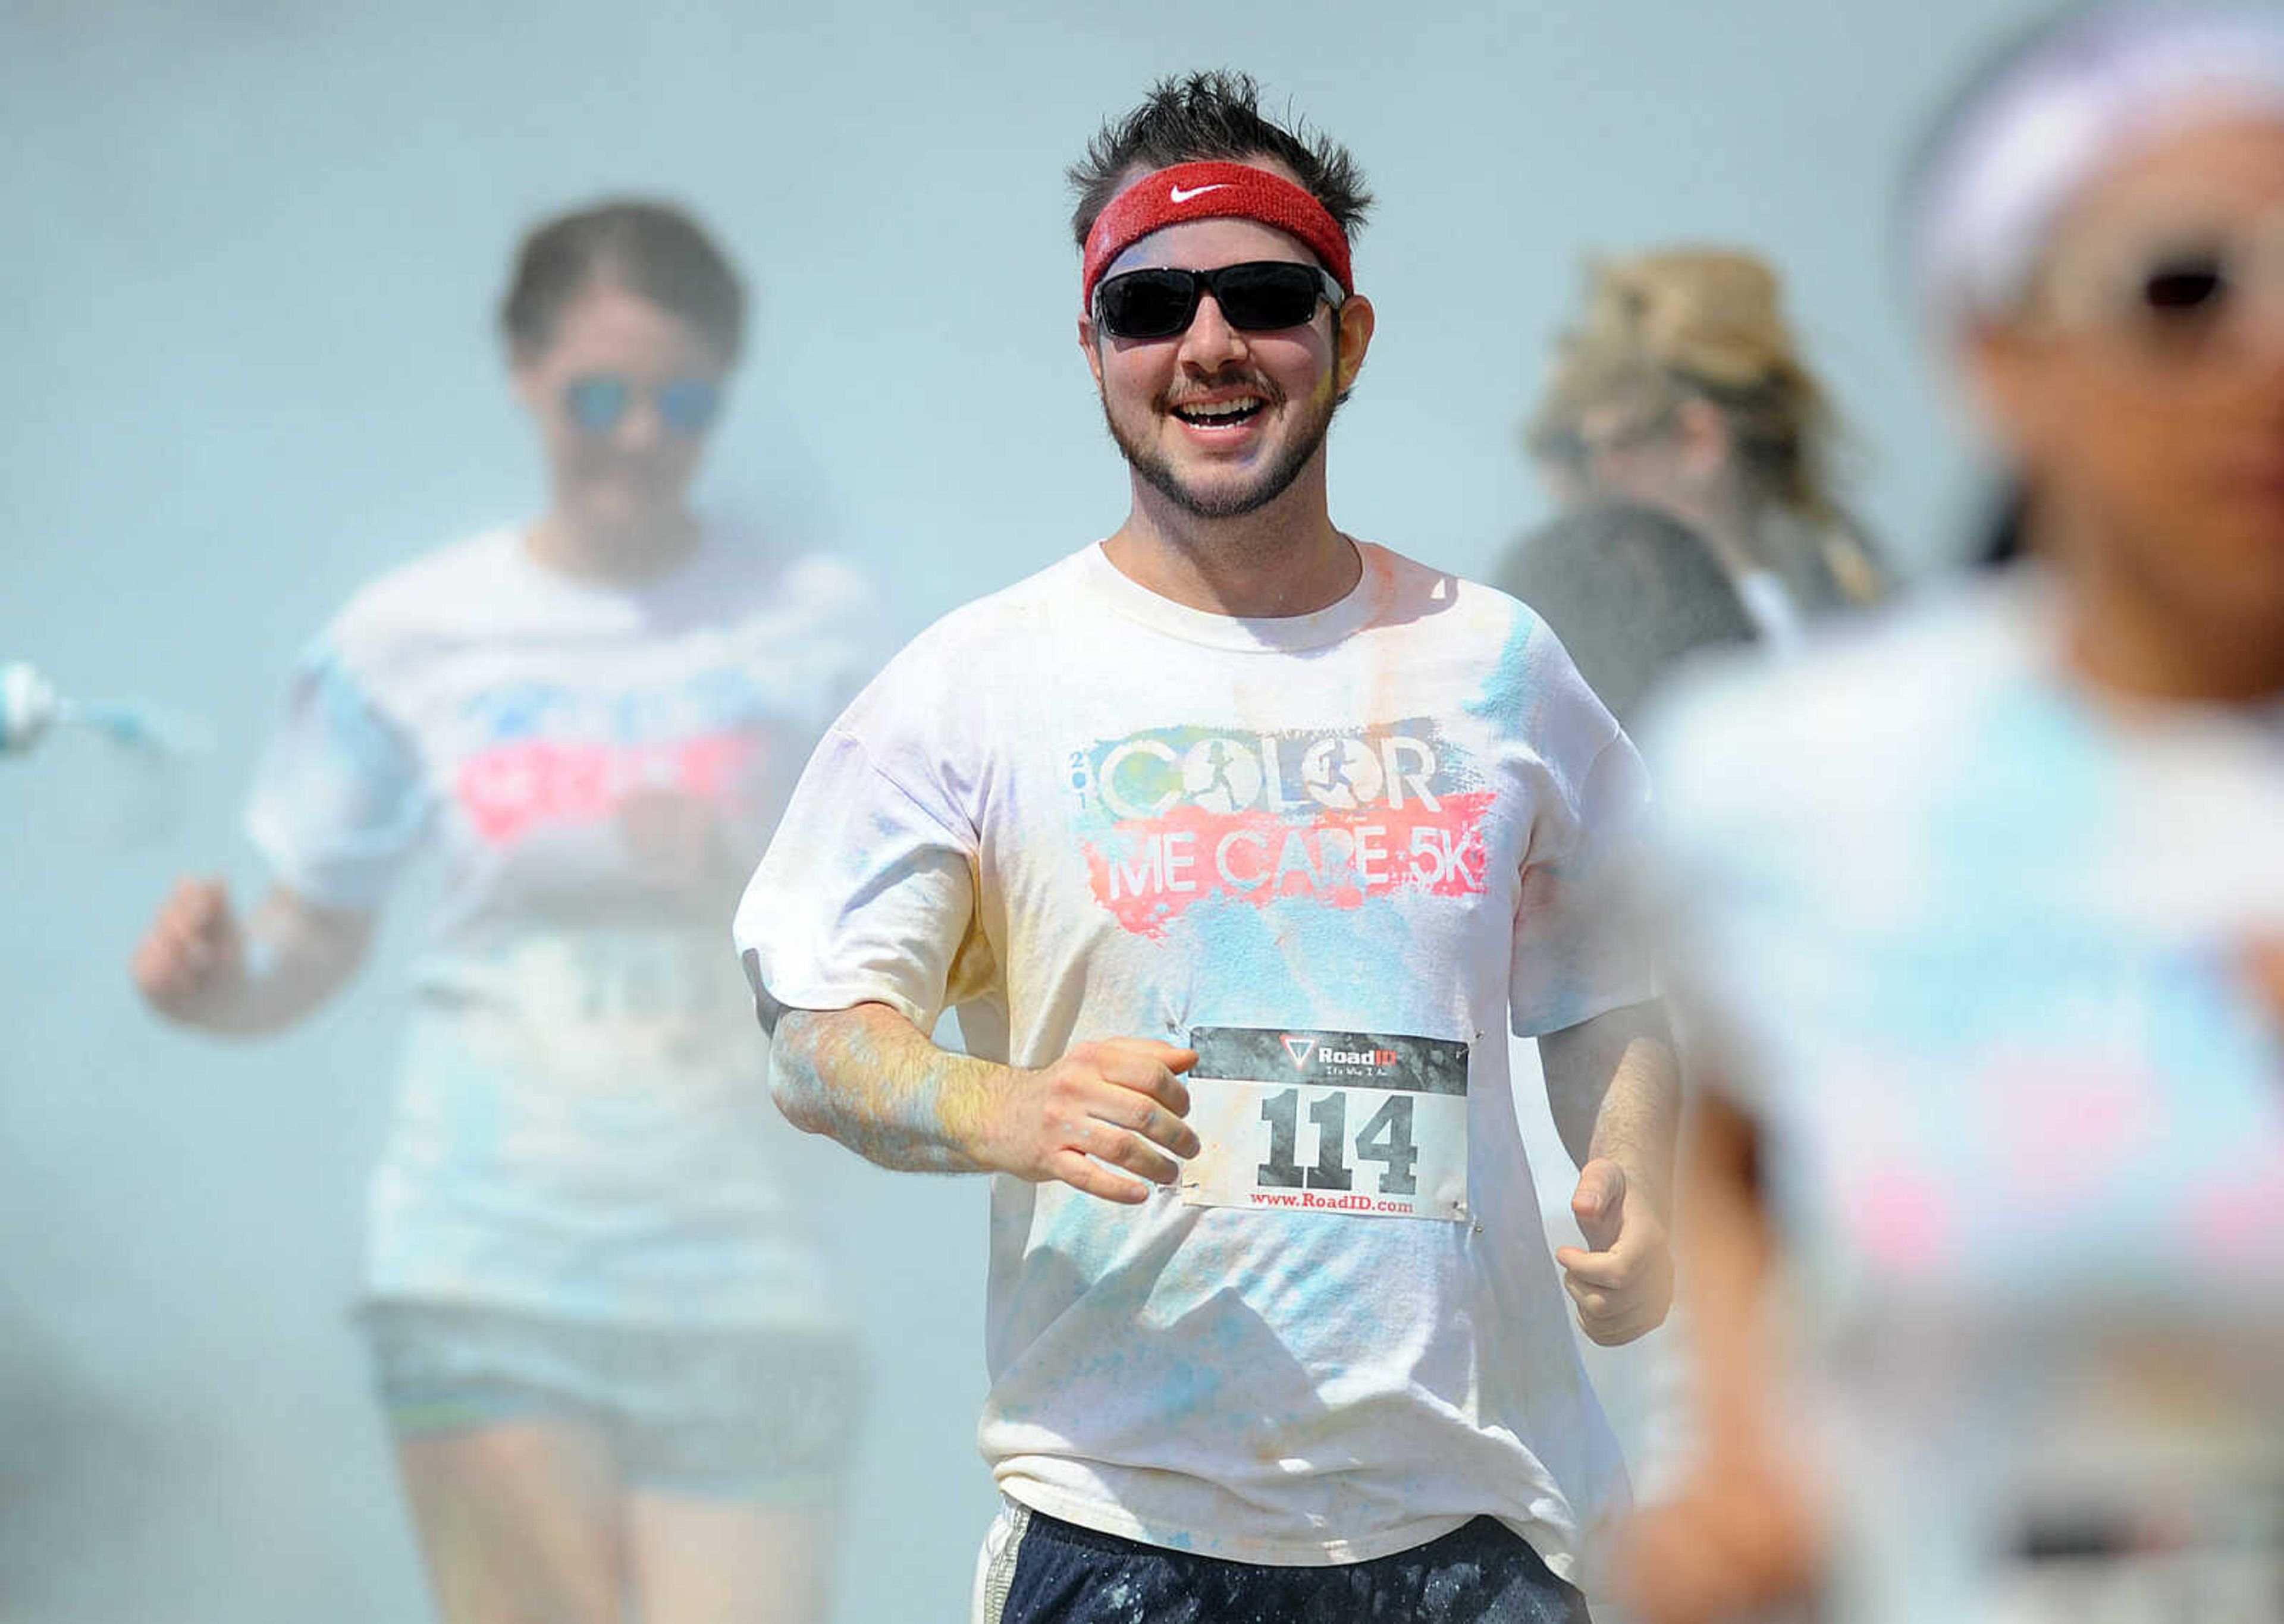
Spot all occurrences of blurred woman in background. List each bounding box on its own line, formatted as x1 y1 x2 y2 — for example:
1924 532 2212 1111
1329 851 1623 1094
1495 504 1759 728
1499 285 1777 1602
130 199 869 1624
1525 246 1891 646
1628 10 2284 1623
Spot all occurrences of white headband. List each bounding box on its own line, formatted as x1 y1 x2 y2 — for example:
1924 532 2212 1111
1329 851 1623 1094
1912 6 2284 328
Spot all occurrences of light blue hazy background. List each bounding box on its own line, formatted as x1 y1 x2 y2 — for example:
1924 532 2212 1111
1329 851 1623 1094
2 1 2051 1619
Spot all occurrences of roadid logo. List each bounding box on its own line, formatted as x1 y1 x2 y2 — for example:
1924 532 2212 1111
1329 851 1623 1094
1284 1034 1400 1073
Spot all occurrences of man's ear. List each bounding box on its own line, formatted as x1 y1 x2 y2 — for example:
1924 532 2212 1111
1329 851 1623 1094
1078 315 1106 388
509 344 547 415
1334 294 1376 393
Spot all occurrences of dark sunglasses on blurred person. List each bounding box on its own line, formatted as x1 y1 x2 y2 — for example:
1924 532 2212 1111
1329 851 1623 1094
2044 212 2284 348
1093 260 1345 341
563 375 723 437
1575 407 1681 464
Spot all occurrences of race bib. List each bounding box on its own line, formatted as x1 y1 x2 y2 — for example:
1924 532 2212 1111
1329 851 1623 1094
1180 1026 1470 1221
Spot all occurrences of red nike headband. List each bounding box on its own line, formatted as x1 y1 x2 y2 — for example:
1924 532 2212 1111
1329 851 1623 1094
1081 161 1354 307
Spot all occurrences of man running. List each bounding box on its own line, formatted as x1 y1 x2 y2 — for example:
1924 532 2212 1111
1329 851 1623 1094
735 71 1677 1624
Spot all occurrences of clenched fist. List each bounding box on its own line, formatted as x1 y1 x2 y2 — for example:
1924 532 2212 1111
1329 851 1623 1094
1555 1157 1675 1346
131 877 247 1024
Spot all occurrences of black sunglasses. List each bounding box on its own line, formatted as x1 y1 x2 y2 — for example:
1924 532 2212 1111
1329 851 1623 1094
1094 260 1345 341
2043 212 2284 345
2136 252 2233 316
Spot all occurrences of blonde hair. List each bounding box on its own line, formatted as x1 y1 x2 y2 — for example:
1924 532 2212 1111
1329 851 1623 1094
1529 247 1846 524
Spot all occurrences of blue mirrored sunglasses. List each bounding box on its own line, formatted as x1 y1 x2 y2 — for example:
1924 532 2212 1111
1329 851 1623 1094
562 374 724 437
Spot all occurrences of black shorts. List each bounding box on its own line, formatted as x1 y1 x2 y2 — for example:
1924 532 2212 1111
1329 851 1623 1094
974 1500 1592 1624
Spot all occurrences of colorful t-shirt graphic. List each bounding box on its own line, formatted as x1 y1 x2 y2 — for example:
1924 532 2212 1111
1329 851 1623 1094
1645 578 2284 1624
1071 718 1495 934
736 542 1655 1574
246 524 871 1327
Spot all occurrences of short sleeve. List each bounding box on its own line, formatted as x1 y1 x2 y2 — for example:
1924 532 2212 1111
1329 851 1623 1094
732 724 980 1032
243 640 431 911
1508 731 1659 1038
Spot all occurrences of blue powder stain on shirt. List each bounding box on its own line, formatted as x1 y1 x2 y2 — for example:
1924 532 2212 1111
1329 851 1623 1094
1917 679 2112 918
685 666 773 730
1178 893 1426 1023
1861 677 2117 1054
458 678 571 741
1459 604 1545 731
308 651 416 780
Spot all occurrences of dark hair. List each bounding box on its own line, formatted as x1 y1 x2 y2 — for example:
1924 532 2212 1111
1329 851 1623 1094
1977 479 2033 570
1493 504 1758 727
1068 71 1373 252
500 198 746 366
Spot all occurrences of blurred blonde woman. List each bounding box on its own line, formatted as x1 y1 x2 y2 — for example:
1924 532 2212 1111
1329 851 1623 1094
1527 247 1890 644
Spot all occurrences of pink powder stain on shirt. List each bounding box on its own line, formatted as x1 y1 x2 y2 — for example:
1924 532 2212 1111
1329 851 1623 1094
1848 1166 1954 1276
1987 1055 2163 1215
458 734 757 844
2193 938 2284 1264
2188 1157 2284 1266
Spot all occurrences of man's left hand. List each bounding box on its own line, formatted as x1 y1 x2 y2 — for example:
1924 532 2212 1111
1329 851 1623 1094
1554 1157 1673 1346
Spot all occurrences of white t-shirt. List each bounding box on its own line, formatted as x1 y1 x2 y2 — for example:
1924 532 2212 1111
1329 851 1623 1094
247 523 870 1327
736 541 1655 1574
1645 576 2284 1624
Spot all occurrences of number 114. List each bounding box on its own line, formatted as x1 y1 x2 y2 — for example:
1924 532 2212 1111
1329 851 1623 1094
1256 1088 1420 1195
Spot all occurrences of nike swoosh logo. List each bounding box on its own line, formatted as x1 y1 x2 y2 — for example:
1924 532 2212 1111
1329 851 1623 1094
1169 183 1229 203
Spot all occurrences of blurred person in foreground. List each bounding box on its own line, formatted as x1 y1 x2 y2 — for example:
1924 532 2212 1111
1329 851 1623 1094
736 70 1677 1623
1626 10 2284 1623
130 199 870 1624
1524 247 1891 649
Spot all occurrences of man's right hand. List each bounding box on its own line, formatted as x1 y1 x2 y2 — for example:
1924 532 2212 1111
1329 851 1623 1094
131 877 249 1024
980 1038 1201 1204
